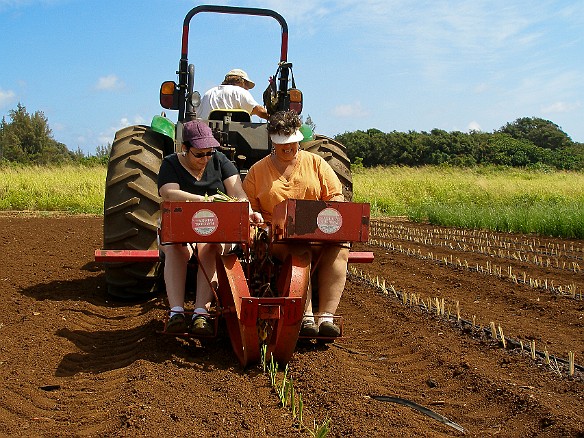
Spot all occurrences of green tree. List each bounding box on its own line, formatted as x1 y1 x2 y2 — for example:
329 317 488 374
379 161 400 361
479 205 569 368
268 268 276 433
498 117 572 150
0 103 72 164
304 114 316 133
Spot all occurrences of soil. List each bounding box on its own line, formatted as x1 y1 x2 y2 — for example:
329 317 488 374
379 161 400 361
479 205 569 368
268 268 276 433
0 213 582 438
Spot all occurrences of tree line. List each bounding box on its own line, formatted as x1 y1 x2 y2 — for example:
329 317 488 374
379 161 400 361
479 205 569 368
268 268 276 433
0 104 108 166
335 117 584 170
1 103 582 170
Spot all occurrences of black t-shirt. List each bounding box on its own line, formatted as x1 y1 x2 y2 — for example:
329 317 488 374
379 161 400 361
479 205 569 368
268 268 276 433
157 151 239 197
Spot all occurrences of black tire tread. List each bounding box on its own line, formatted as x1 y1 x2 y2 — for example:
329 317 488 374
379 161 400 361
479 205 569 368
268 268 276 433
304 134 353 201
103 125 165 299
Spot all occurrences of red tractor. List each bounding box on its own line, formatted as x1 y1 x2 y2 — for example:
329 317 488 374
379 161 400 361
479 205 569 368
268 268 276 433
95 5 371 366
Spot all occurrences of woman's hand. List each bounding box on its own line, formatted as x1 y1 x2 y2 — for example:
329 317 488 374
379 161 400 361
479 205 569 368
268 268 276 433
250 211 264 224
159 183 209 202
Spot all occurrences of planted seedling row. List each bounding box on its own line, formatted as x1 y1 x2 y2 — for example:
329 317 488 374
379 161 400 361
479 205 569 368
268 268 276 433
371 222 584 268
368 238 581 300
348 267 581 379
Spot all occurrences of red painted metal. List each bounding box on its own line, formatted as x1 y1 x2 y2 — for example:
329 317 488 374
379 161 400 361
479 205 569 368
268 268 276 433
216 253 260 367
94 248 372 264
272 199 370 242
270 253 310 364
94 249 159 263
215 252 311 367
347 251 374 263
160 201 250 244
239 297 303 326
94 199 374 366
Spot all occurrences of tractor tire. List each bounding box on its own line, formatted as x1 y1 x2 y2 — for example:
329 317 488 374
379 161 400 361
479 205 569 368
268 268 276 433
303 134 353 201
103 125 165 299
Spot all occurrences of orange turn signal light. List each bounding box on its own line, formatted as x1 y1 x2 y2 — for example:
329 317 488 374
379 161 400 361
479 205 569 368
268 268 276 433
161 81 176 95
289 88 302 103
160 81 179 110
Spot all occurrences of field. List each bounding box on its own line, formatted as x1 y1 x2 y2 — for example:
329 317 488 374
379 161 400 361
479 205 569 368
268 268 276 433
2 165 584 236
0 165 582 436
353 166 584 238
0 213 582 437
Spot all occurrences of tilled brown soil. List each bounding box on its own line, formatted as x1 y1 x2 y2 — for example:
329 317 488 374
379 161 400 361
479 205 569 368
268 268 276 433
0 213 582 437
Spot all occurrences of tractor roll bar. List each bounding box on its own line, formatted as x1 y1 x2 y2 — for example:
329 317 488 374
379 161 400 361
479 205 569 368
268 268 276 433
181 5 289 63
178 5 289 122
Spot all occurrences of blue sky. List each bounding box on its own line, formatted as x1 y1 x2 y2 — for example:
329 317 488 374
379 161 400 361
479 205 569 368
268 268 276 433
1 0 583 155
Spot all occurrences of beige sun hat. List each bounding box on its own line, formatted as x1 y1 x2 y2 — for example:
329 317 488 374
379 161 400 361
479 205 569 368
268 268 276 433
225 68 255 89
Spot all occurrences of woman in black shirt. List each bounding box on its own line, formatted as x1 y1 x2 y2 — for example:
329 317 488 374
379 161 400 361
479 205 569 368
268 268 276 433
158 120 260 335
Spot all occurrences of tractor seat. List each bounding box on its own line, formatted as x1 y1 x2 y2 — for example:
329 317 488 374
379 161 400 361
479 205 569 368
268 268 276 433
208 109 252 122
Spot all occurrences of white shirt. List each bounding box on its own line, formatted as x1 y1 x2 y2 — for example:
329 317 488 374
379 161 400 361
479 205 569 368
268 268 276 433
197 84 260 120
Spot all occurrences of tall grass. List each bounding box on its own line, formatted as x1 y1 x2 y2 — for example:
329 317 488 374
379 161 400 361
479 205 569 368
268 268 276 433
2 164 583 238
0 165 106 214
354 166 584 238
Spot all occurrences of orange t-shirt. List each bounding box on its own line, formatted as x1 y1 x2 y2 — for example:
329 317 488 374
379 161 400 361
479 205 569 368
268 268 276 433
242 150 343 222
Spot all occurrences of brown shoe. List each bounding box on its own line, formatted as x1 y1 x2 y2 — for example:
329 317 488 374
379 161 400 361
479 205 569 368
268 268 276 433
165 313 188 334
190 315 214 336
318 321 341 337
299 319 319 337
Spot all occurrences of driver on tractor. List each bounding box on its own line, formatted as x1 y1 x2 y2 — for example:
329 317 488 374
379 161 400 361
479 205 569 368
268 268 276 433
197 68 269 121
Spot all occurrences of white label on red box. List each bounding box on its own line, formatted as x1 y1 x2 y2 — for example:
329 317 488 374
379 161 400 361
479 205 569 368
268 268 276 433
191 209 218 236
316 208 343 234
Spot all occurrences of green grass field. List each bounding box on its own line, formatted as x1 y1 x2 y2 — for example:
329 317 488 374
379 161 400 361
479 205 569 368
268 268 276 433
1 164 583 238
353 166 584 238
0 165 107 214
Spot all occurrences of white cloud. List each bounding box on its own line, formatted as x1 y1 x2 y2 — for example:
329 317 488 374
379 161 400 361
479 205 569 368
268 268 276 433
245 0 331 24
98 115 147 146
0 88 16 108
467 121 481 132
331 102 368 118
95 74 124 91
541 101 581 114
0 0 66 12
52 122 65 132
474 83 489 94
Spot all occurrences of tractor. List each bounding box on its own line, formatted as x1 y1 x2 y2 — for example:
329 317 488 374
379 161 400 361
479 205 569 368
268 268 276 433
95 5 370 366
100 5 353 300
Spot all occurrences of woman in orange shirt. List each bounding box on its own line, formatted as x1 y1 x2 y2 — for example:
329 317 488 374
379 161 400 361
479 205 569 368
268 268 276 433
243 111 349 337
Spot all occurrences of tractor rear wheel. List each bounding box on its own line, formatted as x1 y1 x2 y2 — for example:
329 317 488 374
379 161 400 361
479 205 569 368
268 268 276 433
103 125 166 299
303 134 353 201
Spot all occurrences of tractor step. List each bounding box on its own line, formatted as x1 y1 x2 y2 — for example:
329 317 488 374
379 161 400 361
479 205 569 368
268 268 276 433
94 249 160 263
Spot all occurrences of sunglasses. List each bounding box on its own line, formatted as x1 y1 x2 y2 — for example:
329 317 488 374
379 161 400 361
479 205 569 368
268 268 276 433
189 149 216 158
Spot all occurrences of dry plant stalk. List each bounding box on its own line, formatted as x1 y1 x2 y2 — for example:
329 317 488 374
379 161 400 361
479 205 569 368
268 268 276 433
530 340 536 360
490 322 497 340
497 325 506 349
568 352 575 376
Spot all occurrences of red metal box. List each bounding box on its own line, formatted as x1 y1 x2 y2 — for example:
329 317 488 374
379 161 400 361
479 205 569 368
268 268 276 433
271 199 370 242
159 201 250 243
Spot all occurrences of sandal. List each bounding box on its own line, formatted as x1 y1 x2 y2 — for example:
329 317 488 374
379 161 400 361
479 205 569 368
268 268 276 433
165 313 188 334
